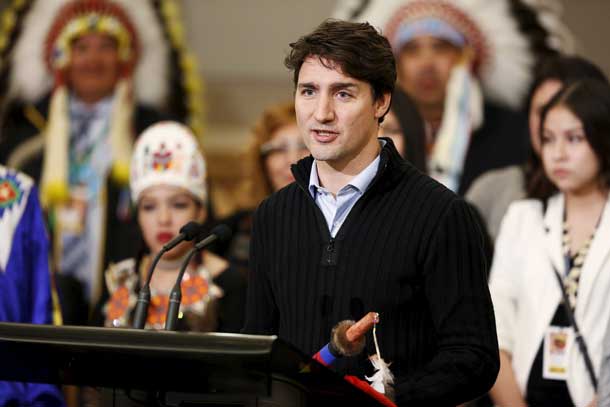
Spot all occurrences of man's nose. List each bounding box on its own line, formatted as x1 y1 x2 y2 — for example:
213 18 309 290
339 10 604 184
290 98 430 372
314 94 335 123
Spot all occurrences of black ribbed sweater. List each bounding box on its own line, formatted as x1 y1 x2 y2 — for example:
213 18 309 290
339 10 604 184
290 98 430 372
243 141 499 406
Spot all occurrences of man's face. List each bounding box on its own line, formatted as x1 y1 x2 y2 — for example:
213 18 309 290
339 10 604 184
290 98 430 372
67 32 121 104
397 35 462 112
295 56 390 171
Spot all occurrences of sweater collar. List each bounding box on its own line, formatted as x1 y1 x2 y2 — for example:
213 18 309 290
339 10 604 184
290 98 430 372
307 141 383 199
292 137 407 194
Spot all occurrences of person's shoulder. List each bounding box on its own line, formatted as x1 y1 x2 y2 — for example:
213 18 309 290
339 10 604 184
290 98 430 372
474 165 523 188
483 101 526 120
466 165 525 200
133 104 170 133
211 260 246 289
503 198 544 227
256 181 304 213
479 101 528 137
104 258 138 295
0 165 34 194
397 164 458 206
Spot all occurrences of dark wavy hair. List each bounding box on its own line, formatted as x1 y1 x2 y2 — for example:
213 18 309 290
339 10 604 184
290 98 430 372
525 56 608 199
533 78 610 201
284 19 396 122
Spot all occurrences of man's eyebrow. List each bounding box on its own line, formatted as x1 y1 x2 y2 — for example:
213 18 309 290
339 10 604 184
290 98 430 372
297 82 359 90
329 82 358 92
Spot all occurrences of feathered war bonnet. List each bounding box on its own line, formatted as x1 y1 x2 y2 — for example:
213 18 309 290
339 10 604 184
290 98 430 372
334 0 573 191
38 0 139 207
5 0 172 208
334 0 573 108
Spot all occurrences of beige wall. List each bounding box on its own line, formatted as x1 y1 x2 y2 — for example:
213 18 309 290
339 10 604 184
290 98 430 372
182 0 335 136
561 0 610 76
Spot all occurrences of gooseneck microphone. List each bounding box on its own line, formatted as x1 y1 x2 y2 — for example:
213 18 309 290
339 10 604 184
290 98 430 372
164 224 232 331
132 221 204 329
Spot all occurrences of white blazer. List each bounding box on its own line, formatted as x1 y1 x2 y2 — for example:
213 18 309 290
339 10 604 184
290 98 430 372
489 194 610 406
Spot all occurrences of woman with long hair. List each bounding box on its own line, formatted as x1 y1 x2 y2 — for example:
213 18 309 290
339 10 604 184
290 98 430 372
216 102 308 275
489 79 610 406
466 56 607 240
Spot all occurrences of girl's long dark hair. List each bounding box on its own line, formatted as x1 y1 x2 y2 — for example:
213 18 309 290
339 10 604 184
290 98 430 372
525 56 608 199
531 78 610 202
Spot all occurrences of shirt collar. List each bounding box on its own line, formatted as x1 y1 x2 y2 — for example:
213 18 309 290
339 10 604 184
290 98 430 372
308 140 385 198
69 93 114 118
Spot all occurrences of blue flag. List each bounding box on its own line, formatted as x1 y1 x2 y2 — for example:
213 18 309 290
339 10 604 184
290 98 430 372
0 166 65 406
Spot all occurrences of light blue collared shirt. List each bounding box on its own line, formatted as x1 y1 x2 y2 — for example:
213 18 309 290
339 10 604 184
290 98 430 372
308 143 382 237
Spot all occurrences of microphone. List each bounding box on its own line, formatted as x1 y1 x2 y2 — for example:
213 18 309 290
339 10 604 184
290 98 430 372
132 221 204 329
164 224 232 331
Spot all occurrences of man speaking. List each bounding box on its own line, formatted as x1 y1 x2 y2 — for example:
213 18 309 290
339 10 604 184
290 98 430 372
243 19 499 406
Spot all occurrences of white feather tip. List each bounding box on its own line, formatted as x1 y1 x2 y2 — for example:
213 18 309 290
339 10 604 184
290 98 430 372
365 354 395 398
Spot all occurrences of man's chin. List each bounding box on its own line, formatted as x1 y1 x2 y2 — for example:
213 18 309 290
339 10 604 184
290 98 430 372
311 149 340 163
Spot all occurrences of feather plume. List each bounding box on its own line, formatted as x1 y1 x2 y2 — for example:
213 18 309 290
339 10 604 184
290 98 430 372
366 354 395 400
9 0 169 108
364 314 395 400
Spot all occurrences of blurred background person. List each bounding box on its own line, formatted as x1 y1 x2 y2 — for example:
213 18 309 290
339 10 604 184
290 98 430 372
216 101 308 276
245 101 307 203
0 164 64 406
0 0 201 325
335 0 574 195
378 88 424 161
97 121 245 332
467 56 608 240
489 78 610 406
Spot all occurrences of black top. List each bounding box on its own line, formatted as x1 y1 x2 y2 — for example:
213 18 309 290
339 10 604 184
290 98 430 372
526 305 573 406
399 100 529 195
243 139 499 406
525 245 588 407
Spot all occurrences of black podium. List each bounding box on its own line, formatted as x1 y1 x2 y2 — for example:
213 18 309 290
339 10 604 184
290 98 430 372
0 322 385 406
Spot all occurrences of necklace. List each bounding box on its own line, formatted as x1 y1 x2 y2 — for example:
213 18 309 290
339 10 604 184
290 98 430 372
561 195 607 309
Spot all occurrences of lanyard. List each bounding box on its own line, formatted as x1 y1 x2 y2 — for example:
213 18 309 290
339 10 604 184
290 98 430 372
551 264 598 391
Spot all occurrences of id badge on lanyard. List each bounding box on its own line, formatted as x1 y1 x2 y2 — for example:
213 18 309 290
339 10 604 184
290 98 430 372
542 325 574 380
542 253 575 381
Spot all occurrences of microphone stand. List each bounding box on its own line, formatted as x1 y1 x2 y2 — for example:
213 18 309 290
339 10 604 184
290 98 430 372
164 225 231 331
132 251 164 330
132 221 202 329
164 248 200 331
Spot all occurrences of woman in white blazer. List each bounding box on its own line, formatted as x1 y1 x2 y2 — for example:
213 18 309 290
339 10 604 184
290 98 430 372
489 78 610 407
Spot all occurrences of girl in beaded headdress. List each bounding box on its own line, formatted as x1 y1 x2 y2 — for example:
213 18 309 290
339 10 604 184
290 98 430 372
99 121 245 332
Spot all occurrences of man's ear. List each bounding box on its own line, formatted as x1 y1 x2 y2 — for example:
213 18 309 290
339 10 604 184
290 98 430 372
374 91 392 121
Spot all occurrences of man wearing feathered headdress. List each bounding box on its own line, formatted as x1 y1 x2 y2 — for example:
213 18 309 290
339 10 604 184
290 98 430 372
0 0 175 323
334 0 572 195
